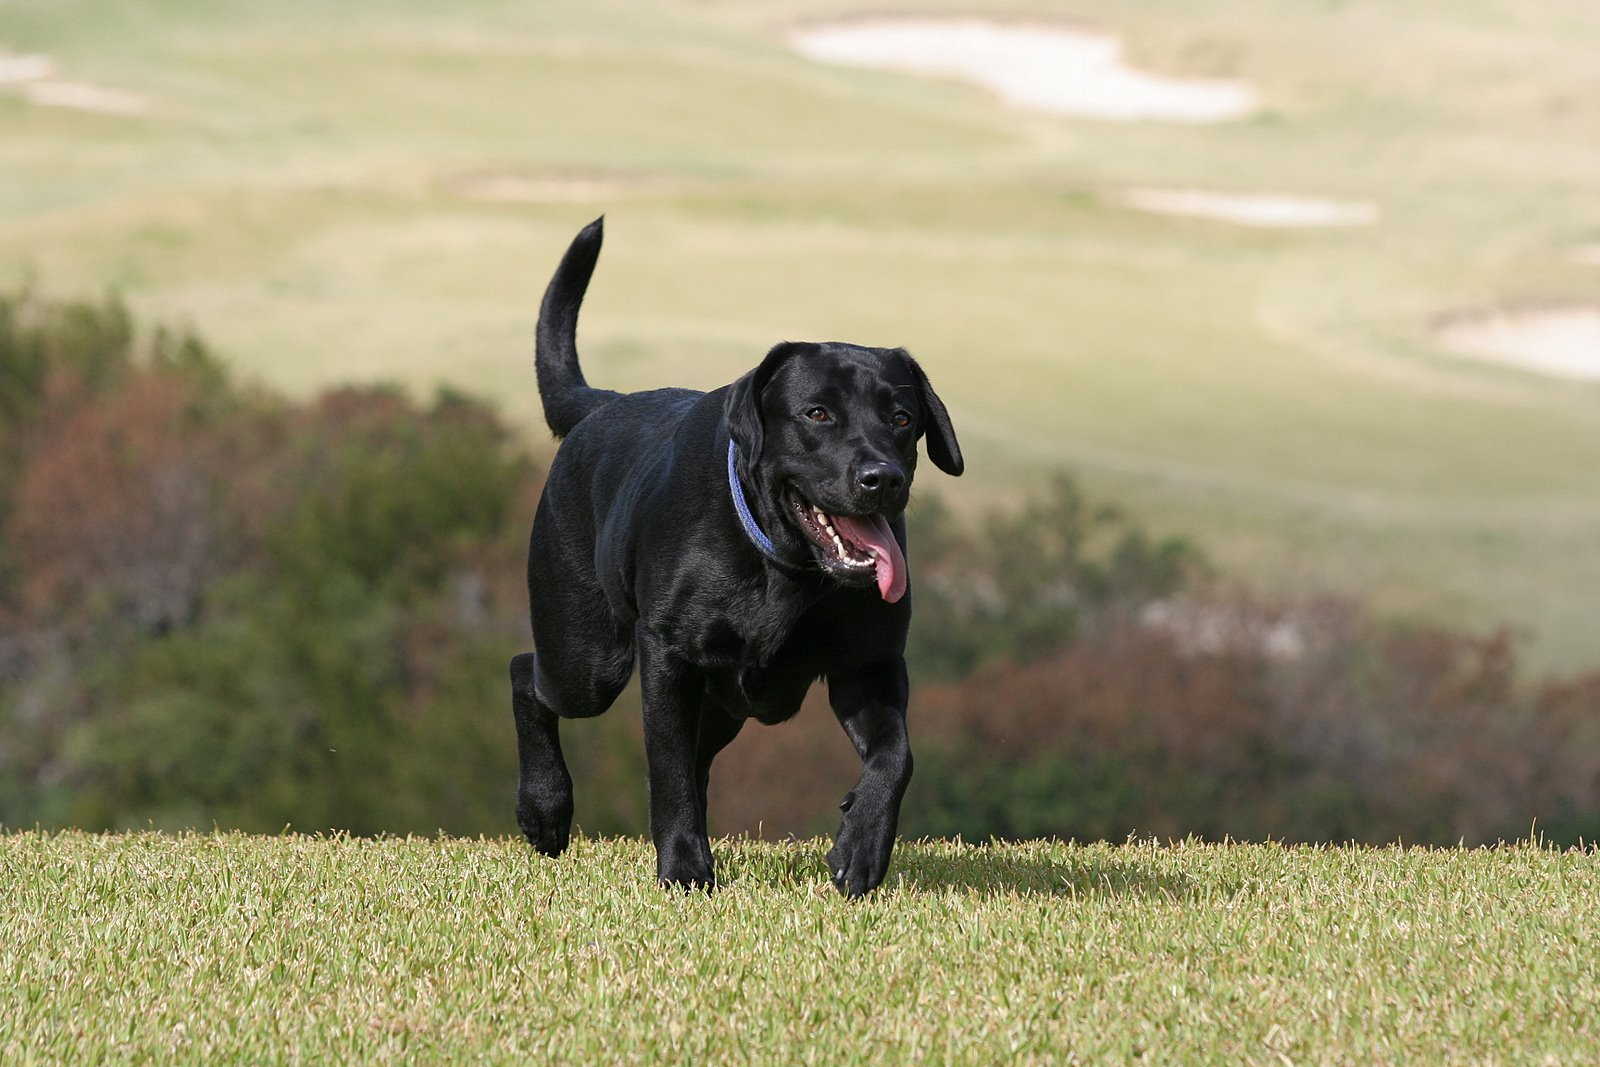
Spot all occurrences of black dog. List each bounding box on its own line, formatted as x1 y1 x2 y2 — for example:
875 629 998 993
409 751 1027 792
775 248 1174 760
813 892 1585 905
510 218 962 896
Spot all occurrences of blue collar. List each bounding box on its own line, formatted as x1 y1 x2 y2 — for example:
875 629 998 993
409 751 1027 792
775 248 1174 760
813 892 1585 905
727 440 781 561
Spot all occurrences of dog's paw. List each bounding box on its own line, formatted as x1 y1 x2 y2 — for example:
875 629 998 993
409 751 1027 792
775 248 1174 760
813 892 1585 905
656 836 716 893
826 808 896 898
516 788 573 858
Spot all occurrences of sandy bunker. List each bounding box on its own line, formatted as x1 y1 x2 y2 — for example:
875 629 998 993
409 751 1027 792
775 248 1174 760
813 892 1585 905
1118 188 1377 228
1436 308 1600 382
788 19 1258 123
0 47 150 114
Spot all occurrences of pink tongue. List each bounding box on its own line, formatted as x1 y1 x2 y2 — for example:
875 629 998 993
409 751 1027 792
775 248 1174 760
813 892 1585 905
831 514 908 603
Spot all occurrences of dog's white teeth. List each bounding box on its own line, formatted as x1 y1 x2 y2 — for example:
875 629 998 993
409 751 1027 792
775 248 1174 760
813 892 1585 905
831 532 845 554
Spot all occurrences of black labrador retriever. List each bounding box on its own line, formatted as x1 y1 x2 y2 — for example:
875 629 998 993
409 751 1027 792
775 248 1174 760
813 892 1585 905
511 218 962 896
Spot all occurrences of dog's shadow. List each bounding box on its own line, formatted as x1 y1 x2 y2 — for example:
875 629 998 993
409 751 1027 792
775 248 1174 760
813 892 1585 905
719 839 1207 900
888 841 1207 900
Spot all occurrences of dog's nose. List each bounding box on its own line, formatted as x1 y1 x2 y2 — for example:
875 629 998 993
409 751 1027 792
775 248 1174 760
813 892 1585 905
855 461 906 504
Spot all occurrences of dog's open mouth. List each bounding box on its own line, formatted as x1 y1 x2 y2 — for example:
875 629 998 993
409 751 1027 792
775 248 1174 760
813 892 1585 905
787 489 908 603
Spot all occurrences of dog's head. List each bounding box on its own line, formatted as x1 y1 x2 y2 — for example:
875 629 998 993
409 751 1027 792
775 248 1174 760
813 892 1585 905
725 341 962 602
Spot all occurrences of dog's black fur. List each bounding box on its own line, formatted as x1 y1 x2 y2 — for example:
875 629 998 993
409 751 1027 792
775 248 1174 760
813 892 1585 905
511 218 962 896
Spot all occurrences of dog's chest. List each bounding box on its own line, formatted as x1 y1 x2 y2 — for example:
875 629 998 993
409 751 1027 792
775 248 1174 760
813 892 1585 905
691 589 835 724
697 606 810 677
705 651 815 726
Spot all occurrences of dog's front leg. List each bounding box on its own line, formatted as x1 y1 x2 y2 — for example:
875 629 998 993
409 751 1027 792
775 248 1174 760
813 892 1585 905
826 662 912 898
639 639 716 890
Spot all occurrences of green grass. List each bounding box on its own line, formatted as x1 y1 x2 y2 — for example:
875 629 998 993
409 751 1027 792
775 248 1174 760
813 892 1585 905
3 0 1600 666
3 832 1597 1063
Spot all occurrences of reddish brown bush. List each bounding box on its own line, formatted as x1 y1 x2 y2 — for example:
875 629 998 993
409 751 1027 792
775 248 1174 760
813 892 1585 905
709 592 1600 846
9 372 253 634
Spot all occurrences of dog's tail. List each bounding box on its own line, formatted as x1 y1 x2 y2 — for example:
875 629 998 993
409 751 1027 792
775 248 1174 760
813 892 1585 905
536 216 622 438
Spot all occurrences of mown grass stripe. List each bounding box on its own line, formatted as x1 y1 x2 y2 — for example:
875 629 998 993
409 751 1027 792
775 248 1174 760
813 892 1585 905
1 832 1595 1063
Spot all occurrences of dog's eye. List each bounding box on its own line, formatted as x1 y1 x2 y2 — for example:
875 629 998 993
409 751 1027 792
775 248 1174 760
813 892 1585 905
891 410 912 429
804 406 832 423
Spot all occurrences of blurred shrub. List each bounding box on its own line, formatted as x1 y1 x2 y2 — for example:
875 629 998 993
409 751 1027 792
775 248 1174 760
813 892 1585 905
904 481 1202 679
720 591 1600 847
0 290 574 833
4 289 1598 846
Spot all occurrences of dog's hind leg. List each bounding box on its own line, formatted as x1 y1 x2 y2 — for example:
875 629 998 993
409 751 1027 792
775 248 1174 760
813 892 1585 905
510 652 574 857
516 537 635 853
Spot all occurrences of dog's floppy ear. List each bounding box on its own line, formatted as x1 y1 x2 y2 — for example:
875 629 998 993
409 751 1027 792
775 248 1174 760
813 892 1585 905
901 351 963 476
725 341 807 464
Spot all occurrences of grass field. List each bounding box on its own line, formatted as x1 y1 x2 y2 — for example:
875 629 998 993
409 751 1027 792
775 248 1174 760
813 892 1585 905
3 832 1597 1063
3 0 1600 667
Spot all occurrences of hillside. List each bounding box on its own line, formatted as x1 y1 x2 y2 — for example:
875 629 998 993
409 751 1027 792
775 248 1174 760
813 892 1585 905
3 0 1600 665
